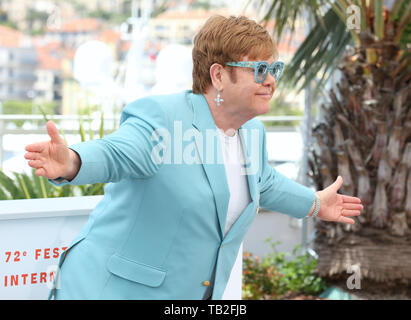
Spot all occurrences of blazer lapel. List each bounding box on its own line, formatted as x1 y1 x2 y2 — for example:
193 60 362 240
189 92 230 239
238 125 258 203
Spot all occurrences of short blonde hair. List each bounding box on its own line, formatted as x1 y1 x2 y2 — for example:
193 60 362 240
192 15 278 94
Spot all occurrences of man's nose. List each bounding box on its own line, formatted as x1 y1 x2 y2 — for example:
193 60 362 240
263 71 276 89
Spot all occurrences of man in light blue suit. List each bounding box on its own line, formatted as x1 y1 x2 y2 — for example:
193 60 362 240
24 15 363 299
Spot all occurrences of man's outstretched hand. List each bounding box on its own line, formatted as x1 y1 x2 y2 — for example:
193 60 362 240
314 176 363 225
24 121 81 181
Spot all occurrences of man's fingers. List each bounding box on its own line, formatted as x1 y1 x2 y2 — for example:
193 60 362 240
28 160 43 168
342 209 361 216
35 168 46 177
25 143 45 153
342 195 362 204
329 176 343 192
343 203 364 211
338 216 355 224
46 121 64 144
25 152 42 161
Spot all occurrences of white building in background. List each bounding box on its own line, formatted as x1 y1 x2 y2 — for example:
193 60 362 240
45 18 103 49
148 9 224 44
0 47 37 101
0 0 75 33
33 42 63 103
0 26 37 101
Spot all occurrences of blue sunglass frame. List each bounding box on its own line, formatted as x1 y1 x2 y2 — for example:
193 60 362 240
225 61 285 83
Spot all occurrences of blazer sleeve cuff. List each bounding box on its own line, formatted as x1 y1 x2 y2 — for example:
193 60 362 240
48 144 107 186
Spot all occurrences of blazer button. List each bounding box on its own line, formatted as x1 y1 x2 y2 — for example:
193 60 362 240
202 281 210 287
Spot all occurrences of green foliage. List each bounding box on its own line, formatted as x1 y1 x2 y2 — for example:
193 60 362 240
259 0 411 93
263 94 304 127
242 239 327 299
2 100 59 128
26 8 48 35
397 1 411 49
0 169 104 200
0 9 17 29
281 7 352 94
255 0 325 42
190 0 212 10
401 20 411 48
89 10 129 25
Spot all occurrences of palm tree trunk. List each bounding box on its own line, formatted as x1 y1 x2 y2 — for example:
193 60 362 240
310 31 411 282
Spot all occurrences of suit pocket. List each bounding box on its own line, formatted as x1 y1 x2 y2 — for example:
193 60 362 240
106 254 166 288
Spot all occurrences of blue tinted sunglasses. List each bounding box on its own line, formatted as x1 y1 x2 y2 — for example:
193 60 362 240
225 61 285 83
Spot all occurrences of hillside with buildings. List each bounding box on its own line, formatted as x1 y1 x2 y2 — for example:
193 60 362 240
0 0 305 116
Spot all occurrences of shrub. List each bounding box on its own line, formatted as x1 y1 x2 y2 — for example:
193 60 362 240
242 239 327 299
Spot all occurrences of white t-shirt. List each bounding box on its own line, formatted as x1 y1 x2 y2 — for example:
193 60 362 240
217 128 252 236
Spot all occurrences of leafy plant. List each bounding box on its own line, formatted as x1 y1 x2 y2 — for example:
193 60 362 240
0 169 104 200
242 238 327 299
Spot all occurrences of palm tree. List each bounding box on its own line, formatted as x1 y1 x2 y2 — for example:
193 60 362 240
257 0 411 286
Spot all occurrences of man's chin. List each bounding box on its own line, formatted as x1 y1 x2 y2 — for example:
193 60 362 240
257 103 271 116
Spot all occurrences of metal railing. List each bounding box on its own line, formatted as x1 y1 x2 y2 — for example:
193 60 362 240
0 114 304 166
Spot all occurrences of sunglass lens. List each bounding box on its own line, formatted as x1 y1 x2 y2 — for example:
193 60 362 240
257 64 268 81
272 64 283 81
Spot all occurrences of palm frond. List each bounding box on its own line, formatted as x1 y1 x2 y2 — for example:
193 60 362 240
0 186 9 200
279 7 352 93
31 169 48 198
0 171 23 199
38 105 50 122
61 184 74 197
79 116 86 142
389 0 404 22
21 173 36 198
100 111 105 139
398 0 411 25
331 0 360 44
374 0 384 39
394 0 411 43
88 112 94 140
12 173 31 199
255 0 326 41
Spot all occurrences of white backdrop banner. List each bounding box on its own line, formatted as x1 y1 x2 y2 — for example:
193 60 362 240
0 196 101 300
0 196 241 300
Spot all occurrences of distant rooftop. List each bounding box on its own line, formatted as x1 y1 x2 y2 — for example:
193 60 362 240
47 18 101 33
155 8 230 20
35 42 62 70
0 25 22 48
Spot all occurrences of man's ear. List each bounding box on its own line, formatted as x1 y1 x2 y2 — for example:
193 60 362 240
209 63 224 90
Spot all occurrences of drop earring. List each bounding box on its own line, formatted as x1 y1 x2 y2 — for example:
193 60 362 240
214 90 224 107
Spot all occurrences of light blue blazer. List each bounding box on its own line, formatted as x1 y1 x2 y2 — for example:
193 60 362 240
49 90 315 300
